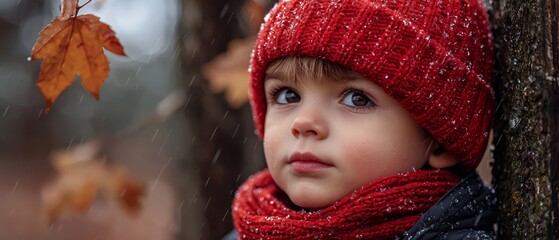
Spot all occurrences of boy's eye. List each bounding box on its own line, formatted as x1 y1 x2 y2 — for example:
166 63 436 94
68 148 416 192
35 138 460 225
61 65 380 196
276 88 300 104
342 90 371 107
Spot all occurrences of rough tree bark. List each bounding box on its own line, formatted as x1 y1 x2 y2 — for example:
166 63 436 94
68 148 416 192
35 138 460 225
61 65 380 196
491 0 559 238
177 1 265 239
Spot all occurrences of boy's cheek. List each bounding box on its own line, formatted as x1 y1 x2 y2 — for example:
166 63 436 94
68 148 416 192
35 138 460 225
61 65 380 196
262 128 285 166
339 138 392 171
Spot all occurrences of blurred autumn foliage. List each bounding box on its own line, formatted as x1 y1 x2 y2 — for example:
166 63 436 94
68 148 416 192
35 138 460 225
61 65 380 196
202 0 267 108
41 89 185 224
42 139 144 224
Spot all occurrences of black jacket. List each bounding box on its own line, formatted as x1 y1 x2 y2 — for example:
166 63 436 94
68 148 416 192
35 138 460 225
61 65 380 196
224 172 497 240
404 172 496 239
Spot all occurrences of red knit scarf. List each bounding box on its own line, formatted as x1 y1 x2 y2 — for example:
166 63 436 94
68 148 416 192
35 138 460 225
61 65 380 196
232 169 462 239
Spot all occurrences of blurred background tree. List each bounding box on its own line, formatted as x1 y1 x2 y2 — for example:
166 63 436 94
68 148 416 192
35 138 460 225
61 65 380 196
177 0 271 238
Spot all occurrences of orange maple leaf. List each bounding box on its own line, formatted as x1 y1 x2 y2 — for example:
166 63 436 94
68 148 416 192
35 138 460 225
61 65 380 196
202 37 254 108
202 0 267 108
42 140 144 224
30 13 125 110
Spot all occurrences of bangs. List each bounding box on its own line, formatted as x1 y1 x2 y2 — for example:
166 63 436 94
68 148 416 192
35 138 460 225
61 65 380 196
265 57 362 85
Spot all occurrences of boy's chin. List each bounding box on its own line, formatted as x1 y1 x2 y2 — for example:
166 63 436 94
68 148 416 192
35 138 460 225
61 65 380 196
280 180 352 210
287 191 338 210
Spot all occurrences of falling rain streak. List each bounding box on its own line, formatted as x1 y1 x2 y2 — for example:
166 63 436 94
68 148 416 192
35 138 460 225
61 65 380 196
212 148 222 164
232 124 240 138
12 178 20 193
204 197 212 211
220 4 229 19
3 106 9 117
210 127 218 141
190 190 199 207
205 177 211 187
222 209 230 222
65 138 74 152
135 65 143 77
152 157 173 192
152 129 159 142
159 130 172 154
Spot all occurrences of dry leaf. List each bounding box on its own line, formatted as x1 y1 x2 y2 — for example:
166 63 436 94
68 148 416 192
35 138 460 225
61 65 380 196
42 140 144 224
202 0 268 108
30 14 125 110
202 37 254 108
79 14 126 55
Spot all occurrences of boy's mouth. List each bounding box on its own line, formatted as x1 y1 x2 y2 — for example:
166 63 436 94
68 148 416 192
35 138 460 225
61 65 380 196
288 152 333 174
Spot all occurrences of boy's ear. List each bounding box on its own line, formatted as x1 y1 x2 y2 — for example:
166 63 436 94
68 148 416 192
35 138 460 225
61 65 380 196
427 142 460 169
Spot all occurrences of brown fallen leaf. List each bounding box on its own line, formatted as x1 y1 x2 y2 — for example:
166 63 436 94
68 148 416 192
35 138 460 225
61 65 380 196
202 37 254 108
40 91 186 224
30 12 125 110
202 0 268 108
42 140 144 224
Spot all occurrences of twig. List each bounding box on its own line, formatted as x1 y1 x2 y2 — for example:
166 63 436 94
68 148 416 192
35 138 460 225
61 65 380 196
78 0 93 9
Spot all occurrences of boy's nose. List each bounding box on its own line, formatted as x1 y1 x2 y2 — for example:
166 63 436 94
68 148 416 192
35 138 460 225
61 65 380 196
290 107 328 139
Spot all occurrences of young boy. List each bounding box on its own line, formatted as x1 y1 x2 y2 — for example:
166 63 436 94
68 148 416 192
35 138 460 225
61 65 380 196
227 0 496 239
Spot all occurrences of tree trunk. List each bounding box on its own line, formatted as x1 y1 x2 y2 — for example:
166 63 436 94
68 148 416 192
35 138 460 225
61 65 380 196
491 0 559 238
177 0 265 239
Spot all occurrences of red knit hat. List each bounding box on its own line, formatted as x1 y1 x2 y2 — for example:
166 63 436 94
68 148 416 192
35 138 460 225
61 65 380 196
249 0 494 172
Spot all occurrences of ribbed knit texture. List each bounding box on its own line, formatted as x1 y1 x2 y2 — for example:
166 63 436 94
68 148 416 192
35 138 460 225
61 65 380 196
232 169 462 239
249 0 494 171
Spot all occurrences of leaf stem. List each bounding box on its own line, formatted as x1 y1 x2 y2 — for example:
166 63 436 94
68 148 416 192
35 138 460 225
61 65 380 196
77 0 93 10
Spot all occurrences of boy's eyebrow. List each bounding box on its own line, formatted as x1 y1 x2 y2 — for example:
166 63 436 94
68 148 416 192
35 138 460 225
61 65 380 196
341 74 364 81
264 70 287 80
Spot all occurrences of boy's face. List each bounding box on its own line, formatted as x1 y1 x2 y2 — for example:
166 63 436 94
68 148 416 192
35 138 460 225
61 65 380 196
263 65 434 209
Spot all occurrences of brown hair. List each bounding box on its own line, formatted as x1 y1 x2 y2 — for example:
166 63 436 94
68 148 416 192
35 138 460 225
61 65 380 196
265 57 362 85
